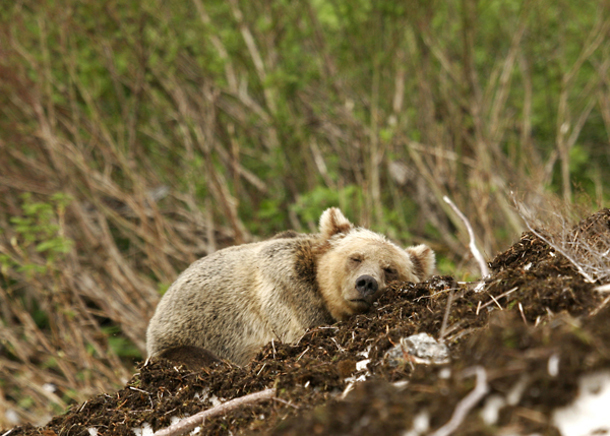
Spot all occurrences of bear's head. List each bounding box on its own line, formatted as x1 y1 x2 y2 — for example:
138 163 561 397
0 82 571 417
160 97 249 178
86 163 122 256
316 208 435 321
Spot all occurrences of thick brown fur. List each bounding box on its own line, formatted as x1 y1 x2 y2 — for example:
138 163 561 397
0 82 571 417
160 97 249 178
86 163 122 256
146 208 435 366
158 346 222 370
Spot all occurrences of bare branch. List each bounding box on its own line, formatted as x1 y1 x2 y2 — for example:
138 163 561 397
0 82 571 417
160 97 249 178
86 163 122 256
429 367 489 436
443 196 490 278
152 388 276 436
596 284 610 293
512 197 597 283
438 289 454 342
522 220 595 283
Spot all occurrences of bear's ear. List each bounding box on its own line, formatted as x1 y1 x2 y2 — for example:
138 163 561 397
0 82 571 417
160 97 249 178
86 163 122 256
405 244 435 281
319 208 354 239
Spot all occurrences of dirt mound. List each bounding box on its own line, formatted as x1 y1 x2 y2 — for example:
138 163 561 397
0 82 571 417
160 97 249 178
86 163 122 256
4 210 610 436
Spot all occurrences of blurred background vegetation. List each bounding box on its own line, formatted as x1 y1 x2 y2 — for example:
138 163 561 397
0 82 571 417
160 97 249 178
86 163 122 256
1 0 609 427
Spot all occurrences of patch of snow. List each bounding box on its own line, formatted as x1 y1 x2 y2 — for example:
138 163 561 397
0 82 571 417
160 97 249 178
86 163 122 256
474 281 485 293
344 373 368 384
87 429 98 436
402 410 430 436
393 380 409 389
132 422 154 436
435 279 449 289
480 394 506 425
356 359 370 371
139 417 200 436
438 368 452 379
548 353 560 377
552 371 610 436
524 262 532 271
42 383 57 393
357 345 372 359
341 373 370 399
198 388 223 407
4 409 20 426
506 375 529 406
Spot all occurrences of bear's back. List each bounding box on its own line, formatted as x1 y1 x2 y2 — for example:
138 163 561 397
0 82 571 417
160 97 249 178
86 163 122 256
146 234 332 365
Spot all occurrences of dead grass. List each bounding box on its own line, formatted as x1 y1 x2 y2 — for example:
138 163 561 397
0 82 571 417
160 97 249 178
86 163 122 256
513 192 610 284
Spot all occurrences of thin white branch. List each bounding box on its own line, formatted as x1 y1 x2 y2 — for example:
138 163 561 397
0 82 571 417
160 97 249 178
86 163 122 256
479 286 519 310
152 388 276 436
443 196 490 278
595 283 610 293
511 194 608 283
591 294 610 317
521 220 595 283
429 366 489 436
438 289 455 341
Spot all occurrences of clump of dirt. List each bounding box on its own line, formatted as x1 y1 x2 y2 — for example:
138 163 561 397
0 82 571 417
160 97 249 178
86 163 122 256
4 210 610 436
481 210 609 323
483 230 598 322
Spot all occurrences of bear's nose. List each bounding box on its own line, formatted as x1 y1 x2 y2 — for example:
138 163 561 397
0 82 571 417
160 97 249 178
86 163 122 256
355 275 378 297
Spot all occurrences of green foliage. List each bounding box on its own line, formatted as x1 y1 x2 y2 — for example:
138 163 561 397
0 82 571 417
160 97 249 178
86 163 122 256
102 326 142 360
17 395 35 410
107 336 142 360
31 302 51 330
156 282 171 296
41 356 59 370
252 198 288 234
377 206 413 242
435 256 457 277
2 193 74 277
291 185 363 229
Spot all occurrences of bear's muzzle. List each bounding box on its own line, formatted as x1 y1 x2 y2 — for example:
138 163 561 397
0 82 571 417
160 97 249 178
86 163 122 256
355 274 378 298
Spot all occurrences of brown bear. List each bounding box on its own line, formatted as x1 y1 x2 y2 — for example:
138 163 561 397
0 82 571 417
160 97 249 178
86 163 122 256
146 208 435 366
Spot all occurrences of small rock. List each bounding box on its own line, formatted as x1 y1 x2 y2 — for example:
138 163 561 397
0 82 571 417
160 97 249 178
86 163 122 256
385 333 450 366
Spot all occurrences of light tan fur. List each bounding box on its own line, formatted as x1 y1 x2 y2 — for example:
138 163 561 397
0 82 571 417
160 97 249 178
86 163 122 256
146 208 435 366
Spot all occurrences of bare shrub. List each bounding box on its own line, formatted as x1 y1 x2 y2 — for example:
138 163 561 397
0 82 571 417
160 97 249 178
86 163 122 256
513 192 610 284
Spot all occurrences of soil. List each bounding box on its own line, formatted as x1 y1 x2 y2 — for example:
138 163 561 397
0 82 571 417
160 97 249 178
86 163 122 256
3 209 610 436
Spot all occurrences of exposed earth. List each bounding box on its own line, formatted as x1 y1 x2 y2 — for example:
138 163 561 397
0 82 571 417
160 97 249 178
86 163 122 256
3 209 610 436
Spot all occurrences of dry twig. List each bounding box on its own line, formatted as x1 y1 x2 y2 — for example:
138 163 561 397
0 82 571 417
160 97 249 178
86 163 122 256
513 198 598 283
152 388 276 436
438 289 455 341
443 196 490 278
522 220 595 283
429 366 489 436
